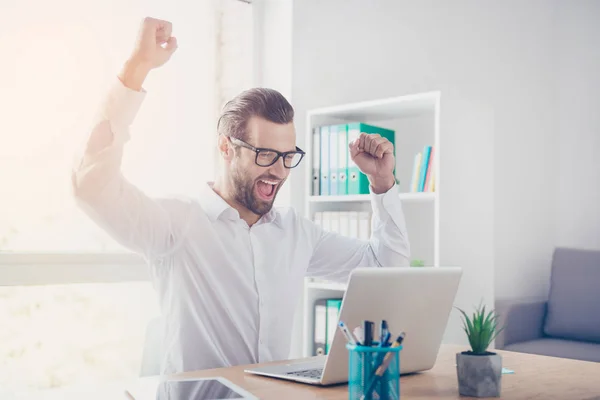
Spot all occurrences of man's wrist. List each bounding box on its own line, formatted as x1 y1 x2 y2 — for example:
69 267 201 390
369 175 396 194
118 57 153 91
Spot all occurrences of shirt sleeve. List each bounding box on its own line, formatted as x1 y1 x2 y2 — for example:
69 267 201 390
306 184 410 282
71 78 191 260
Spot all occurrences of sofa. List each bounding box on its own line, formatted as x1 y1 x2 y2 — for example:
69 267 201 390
495 247 600 363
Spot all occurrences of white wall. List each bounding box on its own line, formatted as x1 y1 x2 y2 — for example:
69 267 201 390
290 0 579 344
555 1 600 251
253 0 294 208
252 0 302 356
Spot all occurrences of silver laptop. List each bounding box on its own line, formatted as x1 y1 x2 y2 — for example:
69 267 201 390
244 266 462 385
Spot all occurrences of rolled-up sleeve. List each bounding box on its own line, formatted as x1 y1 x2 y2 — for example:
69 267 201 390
71 78 190 260
306 184 410 283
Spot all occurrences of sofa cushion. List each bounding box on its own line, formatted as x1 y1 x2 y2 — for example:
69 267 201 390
543 247 600 342
504 338 600 363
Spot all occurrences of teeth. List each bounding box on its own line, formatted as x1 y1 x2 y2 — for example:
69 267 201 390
260 179 278 185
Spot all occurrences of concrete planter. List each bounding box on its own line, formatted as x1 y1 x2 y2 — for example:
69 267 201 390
456 352 502 397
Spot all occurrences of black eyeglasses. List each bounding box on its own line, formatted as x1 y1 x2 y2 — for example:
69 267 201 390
229 137 305 168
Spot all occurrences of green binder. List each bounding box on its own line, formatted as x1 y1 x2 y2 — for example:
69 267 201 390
325 298 343 354
347 123 396 195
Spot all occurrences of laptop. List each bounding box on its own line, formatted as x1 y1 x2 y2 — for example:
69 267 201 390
244 266 462 385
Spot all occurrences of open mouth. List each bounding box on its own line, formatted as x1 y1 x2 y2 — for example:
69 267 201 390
255 179 279 201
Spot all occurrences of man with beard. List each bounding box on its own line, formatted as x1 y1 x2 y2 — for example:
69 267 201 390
72 17 410 375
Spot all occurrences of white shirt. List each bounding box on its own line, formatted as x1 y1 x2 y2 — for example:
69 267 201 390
71 78 411 375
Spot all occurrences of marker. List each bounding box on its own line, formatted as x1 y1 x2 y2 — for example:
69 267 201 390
380 320 389 346
353 326 364 345
360 332 406 400
363 321 374 346
338 321 358 345
362 321 374 400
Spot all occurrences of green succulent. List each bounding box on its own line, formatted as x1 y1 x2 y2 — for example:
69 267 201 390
410 259 425 267
456 303 505 354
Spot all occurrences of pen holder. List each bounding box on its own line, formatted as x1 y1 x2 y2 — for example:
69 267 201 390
346 343 402 400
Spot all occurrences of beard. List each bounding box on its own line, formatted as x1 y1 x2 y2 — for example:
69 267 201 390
230 167 282 216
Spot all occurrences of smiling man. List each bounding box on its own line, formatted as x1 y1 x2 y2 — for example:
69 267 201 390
72 17 410 375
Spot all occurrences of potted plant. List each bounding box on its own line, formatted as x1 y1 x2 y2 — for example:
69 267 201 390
456 304 505 398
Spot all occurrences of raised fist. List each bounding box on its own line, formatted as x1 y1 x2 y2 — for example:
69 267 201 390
130 17 178 69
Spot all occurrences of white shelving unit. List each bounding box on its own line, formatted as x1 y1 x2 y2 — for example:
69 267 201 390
308 192 435 203
300 91 441 357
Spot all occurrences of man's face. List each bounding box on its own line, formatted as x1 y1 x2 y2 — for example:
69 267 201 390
229 116 296 216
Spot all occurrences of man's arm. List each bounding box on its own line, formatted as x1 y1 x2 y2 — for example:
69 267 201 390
306 184 410 282
306 132 410 281
71 17 183 260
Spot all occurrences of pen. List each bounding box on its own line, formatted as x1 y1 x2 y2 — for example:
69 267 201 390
363 321 374 400
379 320 388 346
124 390 135 400
375 330 391 400
361 332 406 400
338 321 358 345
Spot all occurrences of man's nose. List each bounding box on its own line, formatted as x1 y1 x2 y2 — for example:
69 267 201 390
270 156 287 178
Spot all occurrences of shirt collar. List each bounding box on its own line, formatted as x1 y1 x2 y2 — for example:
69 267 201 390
199 182 283 229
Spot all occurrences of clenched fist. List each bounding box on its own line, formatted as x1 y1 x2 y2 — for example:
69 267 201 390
119 17 178 91
349 133 396 194
132 17 178 69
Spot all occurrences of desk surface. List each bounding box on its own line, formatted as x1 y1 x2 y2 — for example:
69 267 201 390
175 344 600 400
13 344 600 400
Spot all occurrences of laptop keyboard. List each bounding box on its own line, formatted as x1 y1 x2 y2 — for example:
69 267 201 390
286 368 323 379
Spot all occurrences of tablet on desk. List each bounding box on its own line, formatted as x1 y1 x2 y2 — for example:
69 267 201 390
125 376 258 400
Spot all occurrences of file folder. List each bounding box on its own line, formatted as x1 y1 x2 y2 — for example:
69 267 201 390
339 211 350 237
419 145 432 192
322 211 332 232
410 152 422 192
347 123 396 195
347 124 361 196
349 212 359 238
313 212 323 228
313 299 327 355
337 124 348 195
358 211 371 240
330 212 340 234
325 298 342 354
312 128 320 195
319 126 330 195
329 125 338 196
424 146 435 192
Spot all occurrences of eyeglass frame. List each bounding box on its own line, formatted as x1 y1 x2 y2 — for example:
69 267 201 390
227 136 306 168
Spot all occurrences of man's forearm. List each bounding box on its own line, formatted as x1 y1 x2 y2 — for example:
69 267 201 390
118 57 152 91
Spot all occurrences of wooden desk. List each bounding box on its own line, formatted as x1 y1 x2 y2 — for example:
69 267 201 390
173 344 600 400
15 344 600 399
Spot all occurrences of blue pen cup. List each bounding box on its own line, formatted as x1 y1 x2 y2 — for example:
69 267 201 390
346 343 402 400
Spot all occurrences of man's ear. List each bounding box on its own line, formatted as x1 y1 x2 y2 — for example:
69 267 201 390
218 135 234 162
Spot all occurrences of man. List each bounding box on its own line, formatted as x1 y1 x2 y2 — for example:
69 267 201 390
72 17 410 375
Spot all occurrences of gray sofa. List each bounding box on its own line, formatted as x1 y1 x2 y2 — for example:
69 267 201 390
495 247 600 362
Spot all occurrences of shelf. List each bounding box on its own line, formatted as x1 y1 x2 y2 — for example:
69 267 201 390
305 280 348 291
307 91 439 122
308 192 435 203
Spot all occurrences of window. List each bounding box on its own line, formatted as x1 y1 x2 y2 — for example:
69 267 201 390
0 0 254 392
0 282 160 391
0 0 254 253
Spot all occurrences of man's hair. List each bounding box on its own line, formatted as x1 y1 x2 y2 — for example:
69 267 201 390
217 88 294 141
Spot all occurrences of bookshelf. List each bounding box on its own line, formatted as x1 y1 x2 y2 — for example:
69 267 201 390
308 192 435 203
300 91 441 357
